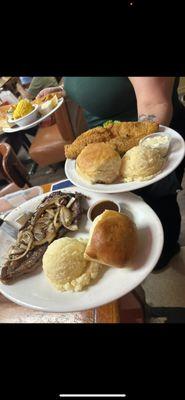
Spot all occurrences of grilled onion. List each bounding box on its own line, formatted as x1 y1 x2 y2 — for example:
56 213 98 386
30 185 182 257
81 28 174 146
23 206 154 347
7 193 82 261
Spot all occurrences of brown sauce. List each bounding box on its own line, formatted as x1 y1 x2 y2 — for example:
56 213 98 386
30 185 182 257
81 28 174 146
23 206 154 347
90 201 119 221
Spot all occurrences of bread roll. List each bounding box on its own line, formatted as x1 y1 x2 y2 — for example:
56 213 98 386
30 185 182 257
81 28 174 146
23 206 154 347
76 142 121 184
84 210 137 268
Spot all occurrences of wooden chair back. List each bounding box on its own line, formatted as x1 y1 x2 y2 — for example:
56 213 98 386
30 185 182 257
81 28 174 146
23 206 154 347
0 143 31 188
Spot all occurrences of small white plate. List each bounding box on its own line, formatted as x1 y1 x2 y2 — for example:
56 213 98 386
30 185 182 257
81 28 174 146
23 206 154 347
65 126 185 194
0 188 163 313
3 98 64 133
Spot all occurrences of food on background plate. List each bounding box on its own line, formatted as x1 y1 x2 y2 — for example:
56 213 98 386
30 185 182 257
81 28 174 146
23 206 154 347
2 92 63 126
42 237 102 292
76 142 122 184
12 99 34 120
0 192 84 283
66 126 113 159
38 95 58 116
84 210 137 268
32 91 63 106
65 121 159 159
120 145 165 182
6 104 17 120
0 105 12 129
139 133 171 157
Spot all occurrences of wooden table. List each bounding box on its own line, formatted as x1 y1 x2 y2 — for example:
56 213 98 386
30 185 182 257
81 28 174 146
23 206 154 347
0 182 121 323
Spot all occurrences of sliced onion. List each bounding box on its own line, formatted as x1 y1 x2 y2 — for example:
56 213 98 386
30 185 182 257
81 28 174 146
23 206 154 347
9 231 33 260
7 194 81 262
10 247 26 255
66 197 76 208
65 224 78 231
33 231 56 246
60 206 73 227
33 196 62 222
53 209 61 230
47 223 55 232
45 209 55 218
19 243 27 250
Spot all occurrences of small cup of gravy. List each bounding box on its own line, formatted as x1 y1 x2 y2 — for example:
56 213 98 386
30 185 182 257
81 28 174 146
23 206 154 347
87 199 121 222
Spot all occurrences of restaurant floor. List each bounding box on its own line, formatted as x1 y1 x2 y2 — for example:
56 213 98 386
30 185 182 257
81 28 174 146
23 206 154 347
2 139 185 323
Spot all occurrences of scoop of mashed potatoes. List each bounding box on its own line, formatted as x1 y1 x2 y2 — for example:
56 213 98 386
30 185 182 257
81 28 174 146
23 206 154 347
121 145 165 182
76 142 121 184
42 237 102 292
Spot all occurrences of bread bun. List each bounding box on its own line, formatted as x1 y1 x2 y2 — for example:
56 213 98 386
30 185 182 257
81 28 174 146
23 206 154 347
76 142 121 184
84 210 137 268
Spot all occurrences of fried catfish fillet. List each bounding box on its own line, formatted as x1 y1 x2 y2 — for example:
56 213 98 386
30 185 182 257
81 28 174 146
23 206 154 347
109 121 159 154
65 121 159 159
65 126 113 159
109 121 159 139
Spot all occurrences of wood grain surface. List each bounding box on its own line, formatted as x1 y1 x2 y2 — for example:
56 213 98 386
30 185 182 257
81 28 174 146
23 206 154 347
0 293 120 323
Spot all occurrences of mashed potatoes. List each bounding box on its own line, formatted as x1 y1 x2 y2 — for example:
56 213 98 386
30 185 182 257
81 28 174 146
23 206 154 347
121 145 165 182
42 237 102 292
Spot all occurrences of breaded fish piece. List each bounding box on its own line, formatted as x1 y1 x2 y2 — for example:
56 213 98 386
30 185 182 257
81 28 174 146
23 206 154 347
65 126 113 159
109 121 159 154
110 121 159 138
65 121 159 159
109 134 147 155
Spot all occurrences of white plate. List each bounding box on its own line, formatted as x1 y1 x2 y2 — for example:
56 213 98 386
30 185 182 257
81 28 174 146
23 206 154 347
65 126 185 193
2 98 64 133
0 188 164 313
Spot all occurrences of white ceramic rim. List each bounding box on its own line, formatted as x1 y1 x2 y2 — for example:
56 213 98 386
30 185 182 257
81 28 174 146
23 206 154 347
65 126 185 194
139 131 171 146
3 98 64 132
0 188 164 313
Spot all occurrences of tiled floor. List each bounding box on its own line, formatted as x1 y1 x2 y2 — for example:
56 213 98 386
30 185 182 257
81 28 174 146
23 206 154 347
142 173 185 314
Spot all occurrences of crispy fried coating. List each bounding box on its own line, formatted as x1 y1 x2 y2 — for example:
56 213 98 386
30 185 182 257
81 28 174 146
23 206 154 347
65 121 159 159
110 121 159 139
109 136 144 154
109 121 159 155
65 127 113 159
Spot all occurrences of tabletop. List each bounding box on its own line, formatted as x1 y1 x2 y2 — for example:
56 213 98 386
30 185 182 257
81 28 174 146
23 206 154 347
0 182 121 323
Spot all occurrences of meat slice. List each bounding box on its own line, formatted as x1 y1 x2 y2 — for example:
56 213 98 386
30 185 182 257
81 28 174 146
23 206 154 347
0 192 84 284
1 244 48 283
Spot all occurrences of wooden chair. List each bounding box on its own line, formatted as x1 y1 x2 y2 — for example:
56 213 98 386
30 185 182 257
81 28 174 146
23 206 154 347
29 97 88 167
0 142 31 197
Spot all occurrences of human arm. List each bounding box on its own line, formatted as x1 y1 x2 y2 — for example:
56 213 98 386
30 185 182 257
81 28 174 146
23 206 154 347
16 83 33 100
36 85 66 99
128 77 175 126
